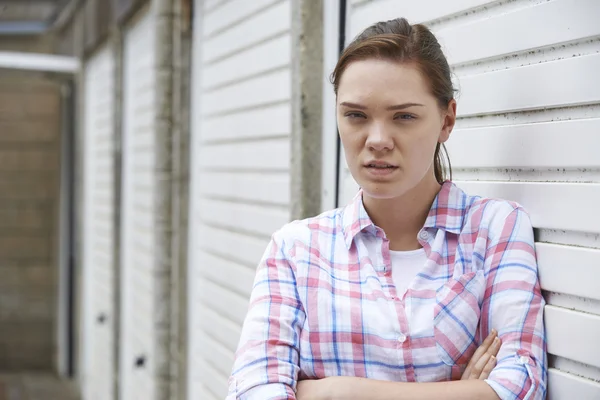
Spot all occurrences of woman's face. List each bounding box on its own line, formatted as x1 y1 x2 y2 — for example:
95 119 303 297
336 59 456 199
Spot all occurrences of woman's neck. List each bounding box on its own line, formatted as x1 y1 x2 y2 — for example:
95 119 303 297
363 175 441 251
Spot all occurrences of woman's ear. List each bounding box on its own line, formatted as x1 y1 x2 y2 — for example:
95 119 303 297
439 99 457 143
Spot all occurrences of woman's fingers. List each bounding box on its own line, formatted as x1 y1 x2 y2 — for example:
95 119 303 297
462 329 497 379
488 336 501 357
468 352 492 379
479 354 497 380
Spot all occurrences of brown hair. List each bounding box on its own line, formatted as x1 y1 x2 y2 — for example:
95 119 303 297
331 18 454 184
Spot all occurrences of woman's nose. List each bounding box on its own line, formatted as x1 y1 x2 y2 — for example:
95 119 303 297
365 123 394 152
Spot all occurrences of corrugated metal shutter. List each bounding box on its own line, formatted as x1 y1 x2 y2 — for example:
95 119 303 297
120 6 158 400
187 0 292 398
81 43 115 400
339 0 600 397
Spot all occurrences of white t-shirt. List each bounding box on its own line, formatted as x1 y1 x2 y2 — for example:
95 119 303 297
390 248 428 298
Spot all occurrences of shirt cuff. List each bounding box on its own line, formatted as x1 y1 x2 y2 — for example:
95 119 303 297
484 352 544 400
227 380 296 400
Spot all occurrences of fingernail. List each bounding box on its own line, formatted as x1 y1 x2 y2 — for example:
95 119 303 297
494 337 500 344
491 355 496 361
491 329 497 335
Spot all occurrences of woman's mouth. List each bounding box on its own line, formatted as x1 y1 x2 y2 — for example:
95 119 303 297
364 161 399 177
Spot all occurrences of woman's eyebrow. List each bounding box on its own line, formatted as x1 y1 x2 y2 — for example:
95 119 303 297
339 101 424 110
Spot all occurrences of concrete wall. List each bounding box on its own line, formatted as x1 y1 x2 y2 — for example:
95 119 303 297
0 76 61 370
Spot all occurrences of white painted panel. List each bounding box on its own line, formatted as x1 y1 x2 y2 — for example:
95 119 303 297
198 251 256 297
203 0 278 37
200 103 291 142
455 182 600 234
548 369 600 400
537 243 600 301
348 0 494 39
198 138 290 170
198 332 235 378
545 306 600 369
120 7 157 400
200 307 243 354
188 0 292 397
447 119 600 169
198 361 229 400
199 279 250 326
438 0 600 65
197 225 269 267
197 199 288 238
202 34 290 89
203 0 223 11
198 171 290 205
201 68 291 115
202 0 290 63
458 54 600 116
81 43 115 400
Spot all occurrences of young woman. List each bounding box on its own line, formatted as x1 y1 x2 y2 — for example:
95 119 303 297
227 18 547 400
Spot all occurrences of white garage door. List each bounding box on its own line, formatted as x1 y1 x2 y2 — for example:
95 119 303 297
120 6 158 400
187 0 293 398
81 43 116 400
337 0 600 397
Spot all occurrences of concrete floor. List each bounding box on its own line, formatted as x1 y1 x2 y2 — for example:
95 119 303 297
0 374 79 400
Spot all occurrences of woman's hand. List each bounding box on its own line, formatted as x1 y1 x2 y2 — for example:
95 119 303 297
461 329 502 380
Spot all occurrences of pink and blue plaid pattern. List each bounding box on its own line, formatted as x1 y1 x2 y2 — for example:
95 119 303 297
227 181 547 400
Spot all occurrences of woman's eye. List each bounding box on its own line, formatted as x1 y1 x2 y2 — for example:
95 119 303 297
394 113 416 120
345 112 366 119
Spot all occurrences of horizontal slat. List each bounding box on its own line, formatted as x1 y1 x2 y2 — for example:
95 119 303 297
196 224 269 267
537 243 600 301
455 181 600 234
438 0 600 66
197 251 255 297
447 119 600 169
197 171 290 205
458 53 600 116
548 368 600 400
196 307 242 353
198 360 228 400
202 33 290 89
197 332 235 378
198 138 290 171
544 292 600 317
203 0 276 37
197 198 289 238
348 0 493 39
545 305 600 369
551 353 600 383
200 103 291 141
199 279 249 326
201 68 290 115
203 0 222 11
202 0 290 63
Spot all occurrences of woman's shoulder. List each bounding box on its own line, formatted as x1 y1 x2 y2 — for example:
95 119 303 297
458 185 533 235
272 207 345 246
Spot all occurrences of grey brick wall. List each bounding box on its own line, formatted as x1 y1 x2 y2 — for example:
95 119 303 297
0 78 61 371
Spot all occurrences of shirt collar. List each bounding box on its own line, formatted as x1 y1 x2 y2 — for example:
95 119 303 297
341 181 468 249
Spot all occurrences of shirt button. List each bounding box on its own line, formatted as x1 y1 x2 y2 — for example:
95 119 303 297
418 230 429 241
519 356 529 365
397 333 407 343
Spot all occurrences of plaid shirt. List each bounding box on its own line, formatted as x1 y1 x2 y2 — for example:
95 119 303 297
227 181 547 400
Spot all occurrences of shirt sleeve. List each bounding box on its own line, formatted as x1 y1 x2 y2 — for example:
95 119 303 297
481 206 547 400
227 229 306 400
